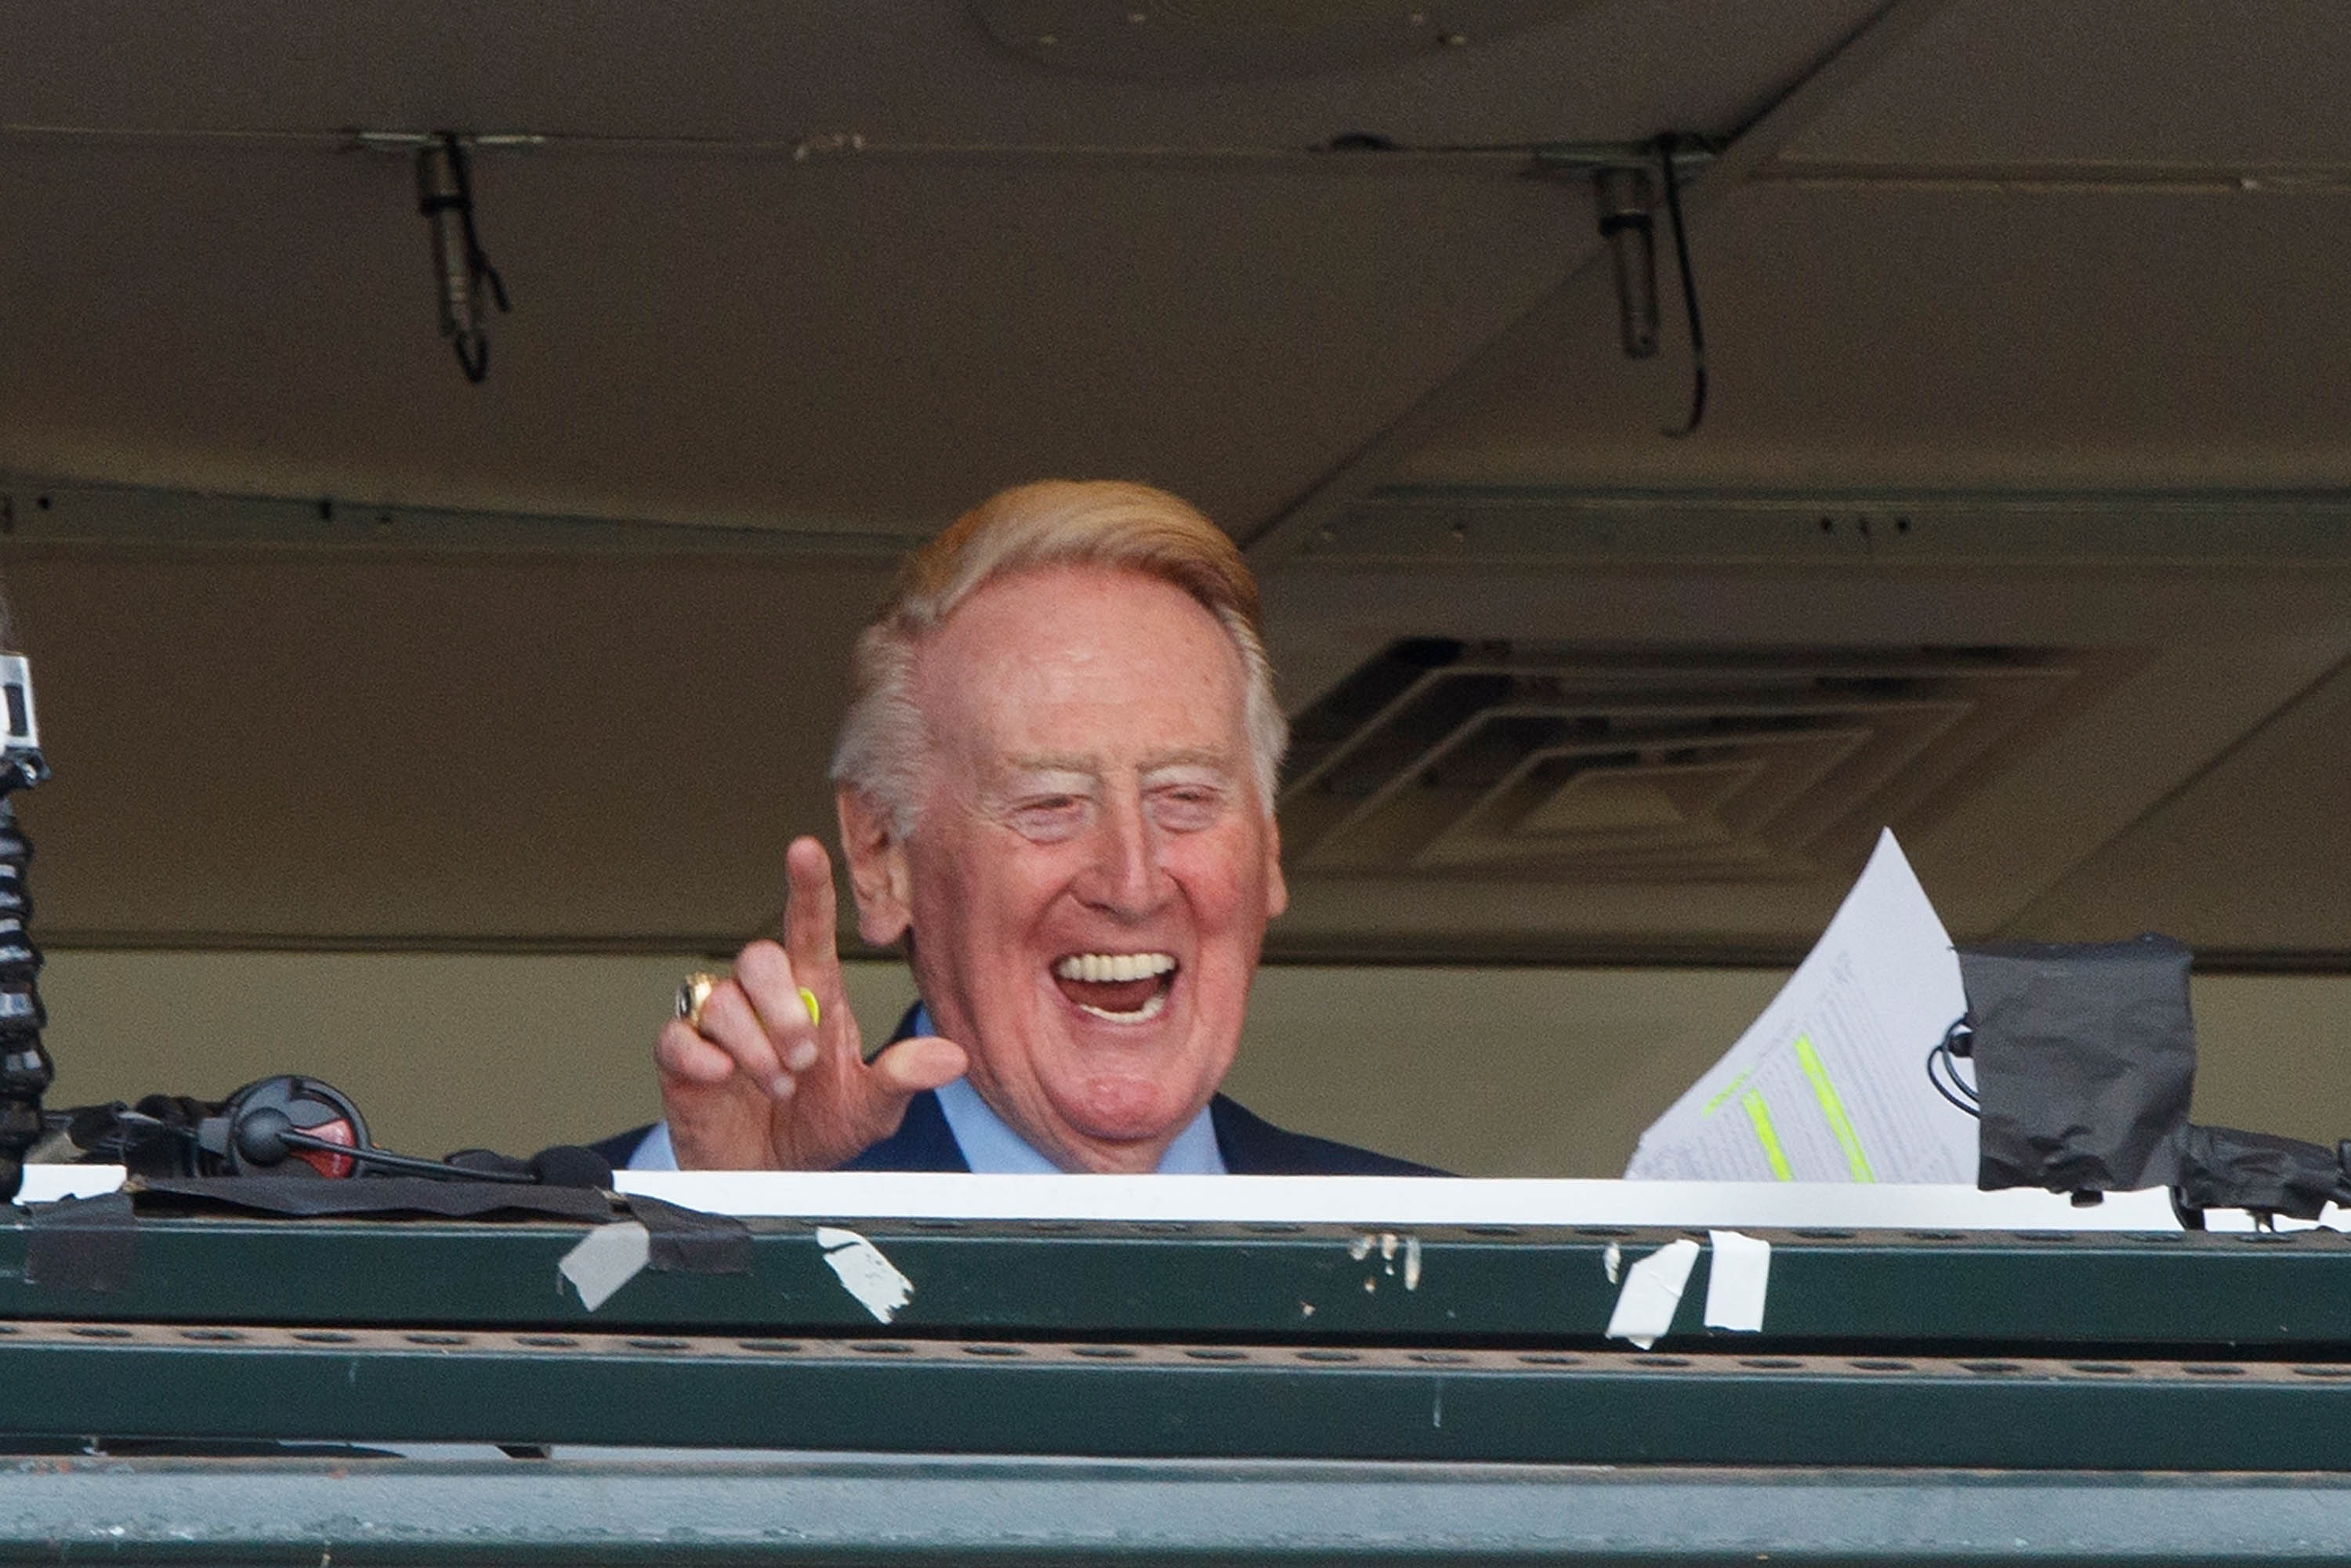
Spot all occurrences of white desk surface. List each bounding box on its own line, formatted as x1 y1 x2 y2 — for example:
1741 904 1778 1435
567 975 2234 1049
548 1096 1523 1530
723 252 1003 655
29 1163 2335 1233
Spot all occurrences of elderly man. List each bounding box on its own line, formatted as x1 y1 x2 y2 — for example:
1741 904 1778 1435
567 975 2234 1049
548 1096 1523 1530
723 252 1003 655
607 480 1429 1175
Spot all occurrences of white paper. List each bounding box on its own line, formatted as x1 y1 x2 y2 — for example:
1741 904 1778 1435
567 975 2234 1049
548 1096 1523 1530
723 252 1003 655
1702 1229 1771 1331
1604 1238 1701 1348
1625 829 1976 1185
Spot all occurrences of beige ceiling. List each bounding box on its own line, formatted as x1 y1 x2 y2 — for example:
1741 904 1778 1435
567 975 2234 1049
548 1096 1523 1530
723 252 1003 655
2 0 2348 966
0 2 1860 147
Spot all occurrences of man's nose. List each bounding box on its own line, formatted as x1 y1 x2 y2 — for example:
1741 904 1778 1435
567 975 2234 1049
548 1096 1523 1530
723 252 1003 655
1081 792 1168 918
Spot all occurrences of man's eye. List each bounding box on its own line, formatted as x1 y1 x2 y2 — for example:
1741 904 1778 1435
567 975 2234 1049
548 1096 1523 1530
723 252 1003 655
1009 797 1088 840
1150 787 1226 831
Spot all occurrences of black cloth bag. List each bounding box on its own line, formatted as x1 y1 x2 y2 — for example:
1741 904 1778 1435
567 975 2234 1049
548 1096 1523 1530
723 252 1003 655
2174 1124 2351 1222
1959 934 2197 1193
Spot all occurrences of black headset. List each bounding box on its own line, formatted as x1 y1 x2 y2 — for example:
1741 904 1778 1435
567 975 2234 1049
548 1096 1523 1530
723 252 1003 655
77 1074 609 1186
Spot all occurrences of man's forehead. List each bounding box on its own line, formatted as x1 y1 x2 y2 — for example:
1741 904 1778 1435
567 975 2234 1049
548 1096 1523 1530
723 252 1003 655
914 567 1249 719
998 744 1238 779
929 563 1230 650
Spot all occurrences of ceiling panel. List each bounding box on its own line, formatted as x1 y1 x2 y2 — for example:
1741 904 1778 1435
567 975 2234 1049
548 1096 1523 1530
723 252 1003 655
1398 182 2351 490
0 143 1575 532
0 1 1877 149
2008 654 2351 955
1783 0 2351 167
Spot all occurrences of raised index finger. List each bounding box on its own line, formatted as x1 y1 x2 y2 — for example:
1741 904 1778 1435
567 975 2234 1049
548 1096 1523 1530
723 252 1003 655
781 835 844 1005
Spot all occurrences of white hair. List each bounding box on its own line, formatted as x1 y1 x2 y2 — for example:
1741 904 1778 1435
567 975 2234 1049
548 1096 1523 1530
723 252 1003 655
831 480 1286 837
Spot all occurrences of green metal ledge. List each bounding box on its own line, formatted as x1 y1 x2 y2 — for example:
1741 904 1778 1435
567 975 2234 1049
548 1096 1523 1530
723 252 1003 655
5 1211 2351 1352
4 1321 2351 1468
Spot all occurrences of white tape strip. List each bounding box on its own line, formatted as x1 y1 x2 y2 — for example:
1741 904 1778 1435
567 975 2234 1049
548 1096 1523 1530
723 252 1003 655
816 1225 915 1324
558 1220 650 1312
1702 1228 1771 1331
1603 1237 1701 1349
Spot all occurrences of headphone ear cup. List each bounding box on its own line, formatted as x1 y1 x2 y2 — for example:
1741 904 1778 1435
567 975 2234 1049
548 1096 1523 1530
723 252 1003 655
215 1075 370 1177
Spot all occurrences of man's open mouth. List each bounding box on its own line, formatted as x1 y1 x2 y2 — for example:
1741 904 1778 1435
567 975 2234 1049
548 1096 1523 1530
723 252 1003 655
1051 951 1178 1023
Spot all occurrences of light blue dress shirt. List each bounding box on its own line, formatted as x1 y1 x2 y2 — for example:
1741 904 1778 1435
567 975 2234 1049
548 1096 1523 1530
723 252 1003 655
629 1004 1226 1174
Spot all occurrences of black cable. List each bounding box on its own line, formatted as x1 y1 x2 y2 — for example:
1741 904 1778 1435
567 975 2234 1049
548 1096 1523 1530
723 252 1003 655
1925 1016 1980 1118
1939 1017 1977 1092
437 132 510 386
1654 132 1708 438
1925 1047 1977 1117
276 1126 538 1183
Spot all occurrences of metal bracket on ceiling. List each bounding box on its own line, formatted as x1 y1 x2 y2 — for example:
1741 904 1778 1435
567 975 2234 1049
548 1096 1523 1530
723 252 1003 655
414 133 512 385
344 130 547 155
345 132 531 386
1524 138 1721 178
1531 136 1715 436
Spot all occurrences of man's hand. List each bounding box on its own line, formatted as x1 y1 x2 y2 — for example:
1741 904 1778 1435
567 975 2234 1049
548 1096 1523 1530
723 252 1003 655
655 836 967 1169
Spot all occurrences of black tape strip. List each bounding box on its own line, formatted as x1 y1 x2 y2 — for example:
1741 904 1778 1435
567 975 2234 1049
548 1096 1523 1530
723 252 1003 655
24 1192 136 1292
139 1176 612 1222
625 1194 753 1275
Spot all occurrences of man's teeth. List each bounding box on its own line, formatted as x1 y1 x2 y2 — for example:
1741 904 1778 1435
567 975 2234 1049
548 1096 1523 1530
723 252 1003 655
1052 952 1177 983
1052 951 1176 1023
1078 991 1168 1023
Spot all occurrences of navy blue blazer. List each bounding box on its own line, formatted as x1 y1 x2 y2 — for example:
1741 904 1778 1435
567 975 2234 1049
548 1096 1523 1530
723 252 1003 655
599 1088 1437 1176
833 1083 1441 1175
600 1006 1443 1176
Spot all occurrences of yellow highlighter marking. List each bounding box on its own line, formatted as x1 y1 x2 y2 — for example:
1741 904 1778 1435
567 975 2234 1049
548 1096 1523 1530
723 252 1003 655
1742 1090 1794 1181
1702 1070 1751 1117
1795 1034 1875 1182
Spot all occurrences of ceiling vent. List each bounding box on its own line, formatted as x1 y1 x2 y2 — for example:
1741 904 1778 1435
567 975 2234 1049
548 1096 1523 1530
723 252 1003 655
1281 639 2111 882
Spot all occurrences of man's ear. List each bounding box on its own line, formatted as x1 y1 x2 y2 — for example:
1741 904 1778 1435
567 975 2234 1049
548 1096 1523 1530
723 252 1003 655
837 787 913 947
1262 812 1288 920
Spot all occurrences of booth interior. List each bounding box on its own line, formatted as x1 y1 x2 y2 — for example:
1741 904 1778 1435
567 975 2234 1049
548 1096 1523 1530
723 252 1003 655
2 2 2349 1182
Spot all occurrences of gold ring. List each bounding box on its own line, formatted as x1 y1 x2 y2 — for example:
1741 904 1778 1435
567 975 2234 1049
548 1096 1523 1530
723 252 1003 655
676 971 719 1030
675 972 820 1032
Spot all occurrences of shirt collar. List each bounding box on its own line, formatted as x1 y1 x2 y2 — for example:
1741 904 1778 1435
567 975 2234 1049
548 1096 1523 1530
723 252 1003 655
918 1005 1226 1175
